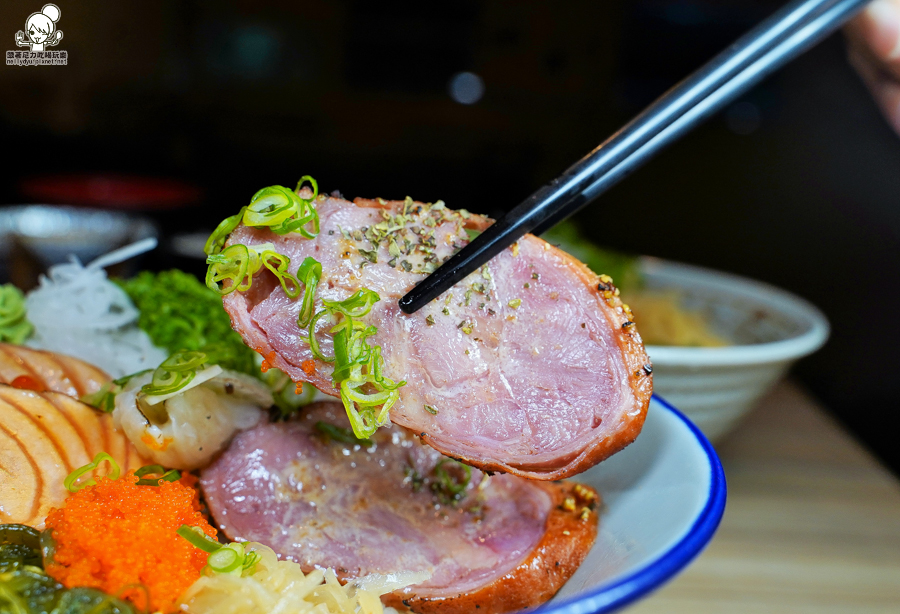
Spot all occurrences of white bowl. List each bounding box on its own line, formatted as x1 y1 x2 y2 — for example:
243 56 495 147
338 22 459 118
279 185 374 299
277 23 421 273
638 257 829 441
541 396 726 613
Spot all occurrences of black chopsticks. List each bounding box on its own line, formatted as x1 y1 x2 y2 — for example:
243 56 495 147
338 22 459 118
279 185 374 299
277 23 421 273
399 0 871 314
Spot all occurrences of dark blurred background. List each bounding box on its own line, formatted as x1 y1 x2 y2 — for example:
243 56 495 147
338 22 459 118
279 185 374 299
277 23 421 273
2 1 898 472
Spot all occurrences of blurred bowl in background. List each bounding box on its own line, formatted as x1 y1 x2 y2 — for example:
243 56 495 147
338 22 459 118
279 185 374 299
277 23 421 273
0 205 158 286
639 257 829 442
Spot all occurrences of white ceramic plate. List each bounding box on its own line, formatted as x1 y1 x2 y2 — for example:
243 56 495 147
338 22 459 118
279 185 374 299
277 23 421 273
539 395 726 613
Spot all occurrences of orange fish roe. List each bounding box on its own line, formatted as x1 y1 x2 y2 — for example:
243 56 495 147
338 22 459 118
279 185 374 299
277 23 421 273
301 359 316 376
44 472 216 613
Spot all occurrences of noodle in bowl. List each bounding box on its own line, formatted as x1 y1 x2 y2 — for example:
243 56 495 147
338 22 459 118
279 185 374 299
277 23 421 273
639 257 829 441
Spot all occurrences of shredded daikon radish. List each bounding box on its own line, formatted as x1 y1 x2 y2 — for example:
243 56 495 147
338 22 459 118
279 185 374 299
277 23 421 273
24 241 167 377
178 542 430 614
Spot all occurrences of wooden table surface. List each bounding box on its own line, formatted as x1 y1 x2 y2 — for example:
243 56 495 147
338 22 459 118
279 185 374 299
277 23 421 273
624 382 900 613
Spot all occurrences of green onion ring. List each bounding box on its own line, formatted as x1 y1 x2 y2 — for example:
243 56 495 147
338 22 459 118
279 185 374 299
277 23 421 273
206 244 253 296
295 256 322 328
207 547 242 573
134 464 181 486
242 550 260 572
160 351 208 372
244 186 298 227
141 350 210 397
64 452 121 492
204 209 246 256
142 368 194 397
176 525 221 553
261 251 302 299
304 310 334 363
296 175 318 198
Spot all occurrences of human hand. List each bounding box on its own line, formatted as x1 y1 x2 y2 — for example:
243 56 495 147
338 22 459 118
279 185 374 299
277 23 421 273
846 0 900 135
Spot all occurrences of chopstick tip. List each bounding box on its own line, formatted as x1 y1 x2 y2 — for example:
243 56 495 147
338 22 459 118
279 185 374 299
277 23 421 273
398 292 419 315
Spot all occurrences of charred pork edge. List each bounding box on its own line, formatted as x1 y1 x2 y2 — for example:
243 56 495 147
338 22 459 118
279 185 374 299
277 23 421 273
383 481 599 614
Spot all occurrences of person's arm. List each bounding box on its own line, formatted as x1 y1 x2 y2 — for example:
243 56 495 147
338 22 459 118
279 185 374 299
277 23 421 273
846 0 900 135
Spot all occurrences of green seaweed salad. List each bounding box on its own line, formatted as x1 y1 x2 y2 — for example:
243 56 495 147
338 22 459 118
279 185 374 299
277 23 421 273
0 523 136 614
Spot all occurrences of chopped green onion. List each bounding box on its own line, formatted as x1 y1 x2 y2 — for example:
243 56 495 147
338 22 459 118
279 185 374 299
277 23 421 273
242 550 260 573
249 178 320 237
134 465 181 486
202 176 405 441
160 350 208 372
64 453 120 492
207 543 255 576
304 309 333 363
79 380 121 413
204 211 245 257
205 244 254 295
175 531 258 577
141 350 209 397
207 546 241 573
80 371 148 413
431 459 472 505
260 251 300 299
339 380 401 440
0 284 33 344
294 257 322 329
176 525 221 554
204 177 320 260
134 464 166 477
206 244 319 313
298 287 405 439
244 186 299 227
325 288 381 320
204 178 320 297
315 421 373 446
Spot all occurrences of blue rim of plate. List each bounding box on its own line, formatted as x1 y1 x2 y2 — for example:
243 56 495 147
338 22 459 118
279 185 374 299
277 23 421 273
534 394 728 614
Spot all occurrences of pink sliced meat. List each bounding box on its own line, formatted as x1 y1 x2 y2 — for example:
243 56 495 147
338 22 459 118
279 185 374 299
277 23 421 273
200 402 598 614
223 192 652 479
